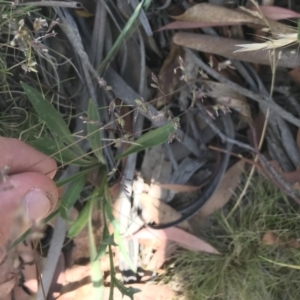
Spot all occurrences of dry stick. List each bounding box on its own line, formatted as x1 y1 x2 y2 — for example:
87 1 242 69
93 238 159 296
17 1 82 8
184 48 300 128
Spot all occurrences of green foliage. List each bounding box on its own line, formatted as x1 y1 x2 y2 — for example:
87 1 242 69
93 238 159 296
29 137 94 166
87 99 105 164
68 202 90 238
60 174 86 221
168 178 300 300
21 82 84 155
116 118 178 159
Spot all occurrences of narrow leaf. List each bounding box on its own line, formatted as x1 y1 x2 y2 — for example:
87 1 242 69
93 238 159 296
87 99 105 164
29 137 94 166
68 202 90 238
60 174 86 221
88 197 104 299
116 118 178 159
115 279 141 300
56 166 98 188
21 82 83 154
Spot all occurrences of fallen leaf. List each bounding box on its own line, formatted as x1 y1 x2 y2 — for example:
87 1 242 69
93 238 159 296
170 3 293 34
262 231 300 249
139 193 191 231
154 43 184 108
172 3 260 24
269 161 300 185
157 20 239 32
197 160 245 220
203 80 251 120
262 231 284 246
131 227 220 254
255 5 300 20
173 33 300 68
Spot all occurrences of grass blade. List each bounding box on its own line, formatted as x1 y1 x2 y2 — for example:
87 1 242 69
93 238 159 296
98 0 145 73
68 202 90 238
60 174 86 221
88 196 104 300
87 99 105 164
21 82 84 154
116 118 178 159
29 137 94 166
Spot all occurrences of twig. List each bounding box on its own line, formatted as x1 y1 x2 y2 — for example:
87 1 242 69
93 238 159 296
17 1 82 9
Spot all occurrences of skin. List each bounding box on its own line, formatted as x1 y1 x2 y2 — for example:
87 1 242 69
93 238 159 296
0 137 58 250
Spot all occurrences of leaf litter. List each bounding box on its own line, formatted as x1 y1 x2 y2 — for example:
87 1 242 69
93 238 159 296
3 0 300 299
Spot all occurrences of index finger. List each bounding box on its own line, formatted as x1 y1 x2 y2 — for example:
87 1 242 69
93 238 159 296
0 137 57 178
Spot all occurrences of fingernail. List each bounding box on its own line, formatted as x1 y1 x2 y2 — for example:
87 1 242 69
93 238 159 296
23 189 51 221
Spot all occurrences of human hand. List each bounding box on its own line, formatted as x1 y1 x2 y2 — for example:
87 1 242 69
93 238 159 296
0 137 58 297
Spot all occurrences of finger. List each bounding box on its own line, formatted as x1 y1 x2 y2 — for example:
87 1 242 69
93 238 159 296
0 137 57 178
0 172 58 248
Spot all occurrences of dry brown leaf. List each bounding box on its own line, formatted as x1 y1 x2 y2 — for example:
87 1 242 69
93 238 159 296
171 3 293 34
131 227 220 254
154 43 183 109
139 193 190 231
256 5 300 20
173 33 300 68
157 20 236 32
269 161 300 186
203 80 251 120
172 3 256 23
197 160 245 220
262 231 300 249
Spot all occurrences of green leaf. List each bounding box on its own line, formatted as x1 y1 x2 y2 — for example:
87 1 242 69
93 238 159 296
67 202 90 238
88 196 104 299
21 82 83 155
98 0 145 74
29 137 94 166
60 174 86 221
116 118 178 159
115 278 141 300
87 99 105 164
95 229 116 261
56 166 98 188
